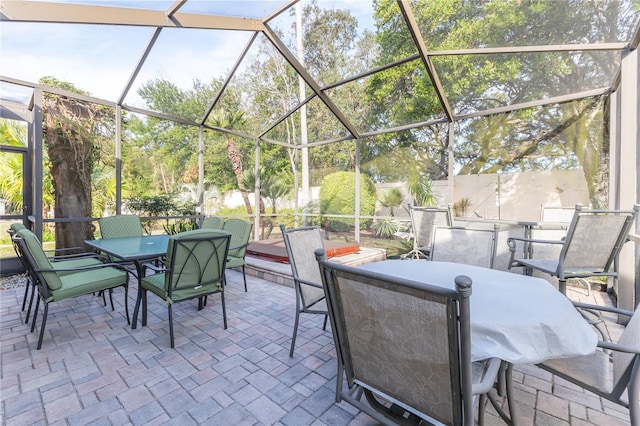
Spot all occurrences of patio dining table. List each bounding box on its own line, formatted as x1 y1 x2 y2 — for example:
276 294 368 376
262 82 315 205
84 234 170 329
359 260 598 364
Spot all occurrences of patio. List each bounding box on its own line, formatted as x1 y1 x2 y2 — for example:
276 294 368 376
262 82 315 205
0 268 631 425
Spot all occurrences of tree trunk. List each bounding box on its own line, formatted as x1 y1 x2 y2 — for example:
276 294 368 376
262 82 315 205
44 99 95 249
225 138 253 215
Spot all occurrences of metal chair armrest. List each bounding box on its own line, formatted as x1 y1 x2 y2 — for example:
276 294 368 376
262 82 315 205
35 262 131 274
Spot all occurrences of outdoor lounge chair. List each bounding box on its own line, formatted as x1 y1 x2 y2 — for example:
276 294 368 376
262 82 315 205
508 204 639 294
429 224 499 269
13 228 130 349
537 302 640 425
132 229 231 348
222 218 253 292
402 204 453 259
280 224 328 357
315 249 515 425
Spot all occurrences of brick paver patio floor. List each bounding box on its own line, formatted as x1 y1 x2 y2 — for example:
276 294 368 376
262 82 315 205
0 269 632 425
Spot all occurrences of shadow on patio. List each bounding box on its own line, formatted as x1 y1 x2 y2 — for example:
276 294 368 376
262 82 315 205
0 269 631 425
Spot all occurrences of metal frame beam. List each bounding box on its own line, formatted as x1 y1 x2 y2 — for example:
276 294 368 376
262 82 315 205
0 1 264 31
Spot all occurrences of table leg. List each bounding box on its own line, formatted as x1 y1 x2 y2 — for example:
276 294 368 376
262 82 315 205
131 260 145 329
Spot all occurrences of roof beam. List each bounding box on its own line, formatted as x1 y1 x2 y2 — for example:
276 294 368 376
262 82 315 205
0 1 264 31
454 87 610 121
262 23 360 138
429 43 627 56
397 0 454 122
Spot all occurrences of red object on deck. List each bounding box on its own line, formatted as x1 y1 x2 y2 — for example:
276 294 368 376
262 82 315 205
247 239 360 263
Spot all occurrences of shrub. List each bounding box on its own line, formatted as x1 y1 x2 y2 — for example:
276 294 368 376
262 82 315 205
372 218 400 238
319 171 376 232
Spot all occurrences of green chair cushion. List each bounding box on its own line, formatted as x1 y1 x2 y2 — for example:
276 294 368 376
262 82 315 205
142 271 222 303
53 257 104 276
50 267 128 302
17 229 63 290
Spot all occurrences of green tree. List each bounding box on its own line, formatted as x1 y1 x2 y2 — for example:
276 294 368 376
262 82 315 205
40 76 113 248
368 0 632 207
379 187 404 216
319 171 376 231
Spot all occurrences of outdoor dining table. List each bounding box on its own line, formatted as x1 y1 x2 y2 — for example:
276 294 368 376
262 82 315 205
359 260 598 364
84 234 170 329
84 234 170 273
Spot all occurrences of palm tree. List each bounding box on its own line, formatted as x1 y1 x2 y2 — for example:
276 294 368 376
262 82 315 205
209 109 253 215
380 187 404 216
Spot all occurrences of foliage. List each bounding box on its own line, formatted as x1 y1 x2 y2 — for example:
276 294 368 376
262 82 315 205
372 218 400 238
163 220 198 235
453 197 472 217
379 187 404 216
319 171 376 231
367 0 619 206
125 194 195 217
408 176 438 207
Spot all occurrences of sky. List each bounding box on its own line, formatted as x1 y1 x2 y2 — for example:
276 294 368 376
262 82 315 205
0 0 376 108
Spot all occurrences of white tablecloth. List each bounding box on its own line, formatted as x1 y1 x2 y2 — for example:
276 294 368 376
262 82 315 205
360 260 598 364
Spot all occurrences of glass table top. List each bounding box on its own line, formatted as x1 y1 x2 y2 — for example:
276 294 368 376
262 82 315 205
85 234 170 261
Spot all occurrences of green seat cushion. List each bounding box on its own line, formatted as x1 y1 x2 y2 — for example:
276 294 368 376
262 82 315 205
142 272 222 303
226 256 245 268
50 267 128 302
53 257 104 276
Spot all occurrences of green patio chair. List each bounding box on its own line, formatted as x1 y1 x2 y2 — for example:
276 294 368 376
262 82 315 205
201 216 225 230
14 229 130 350
222 218 253 292
132 229 231 348
97 214 147 271
9 226 106 324
98 214 145 239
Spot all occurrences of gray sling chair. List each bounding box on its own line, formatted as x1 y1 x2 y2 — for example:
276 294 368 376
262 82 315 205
429 224 500 269
13 229 130 350
280 224 329 358
537 302 640 425
315 249 516 426
132 229 231 348
507 204 639 295
402 204 454 259
9 225 106 324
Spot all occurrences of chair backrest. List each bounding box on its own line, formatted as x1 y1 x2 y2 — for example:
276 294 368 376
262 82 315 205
540 205 577 222
164 229 231 294
280 224 326 308
316 251 475 425
98 215 144 239
8 223 28 263
14 229 63 291
561 204 638 271
612 307 640 396
410 205 453 250
222 219 253 258
201 216 224 230
429 225 499 269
